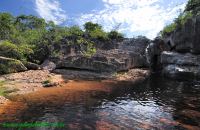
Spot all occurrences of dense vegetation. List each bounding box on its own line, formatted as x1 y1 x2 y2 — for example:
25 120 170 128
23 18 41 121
161 0 200 36
0 13 124 64
185 0 200 15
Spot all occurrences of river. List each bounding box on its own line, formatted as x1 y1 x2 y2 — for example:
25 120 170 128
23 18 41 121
0 75 200 130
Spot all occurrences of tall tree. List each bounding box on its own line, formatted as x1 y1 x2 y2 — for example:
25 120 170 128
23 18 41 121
0 13 15 40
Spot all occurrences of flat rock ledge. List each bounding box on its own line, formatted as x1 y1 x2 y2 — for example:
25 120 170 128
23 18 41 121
53 68 150 81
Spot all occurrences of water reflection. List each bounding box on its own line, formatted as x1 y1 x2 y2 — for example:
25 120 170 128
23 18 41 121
0 75 200 130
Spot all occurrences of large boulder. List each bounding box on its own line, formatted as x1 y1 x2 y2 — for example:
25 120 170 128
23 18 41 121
0 56 27 75
54 56 116 72
40 60 56 71
53 50 148 72
44 37 150 72
22 61 40 70
163 15 200 54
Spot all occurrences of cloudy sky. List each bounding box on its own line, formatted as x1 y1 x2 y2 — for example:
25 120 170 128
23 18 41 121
0 0 188 39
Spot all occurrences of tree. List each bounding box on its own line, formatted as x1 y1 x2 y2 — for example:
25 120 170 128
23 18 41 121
185 0 200 14
108 30 124 40
84 22 102 32
68 26 84 36
0 13 15 40
84 22 108 40
15 15 46 31
89 28 108 41
0 41 22 60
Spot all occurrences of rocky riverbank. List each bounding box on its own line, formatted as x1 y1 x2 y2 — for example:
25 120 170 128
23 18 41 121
0 69 150 105
0 36 151 105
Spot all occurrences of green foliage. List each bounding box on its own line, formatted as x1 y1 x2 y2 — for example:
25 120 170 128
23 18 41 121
0 13 15 40
84 22 102 32
0 13 124 65
161 11 193 36
0 41 23 60
89 28 108 41
84 22 109 41
161 23 177 36
108 30 124 40
42 80 51 84
74 37 96 57
0 59 23 74
45 26 69 42
15 15 46 31
185 0 200 14
175 12 193 26
161 0 199 37
83 40 96 57
0 13 48 63
19 44 34 60
68 26 84 36
29 40 50 64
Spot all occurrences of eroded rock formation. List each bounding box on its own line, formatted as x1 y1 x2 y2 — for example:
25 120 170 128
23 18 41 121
147 15 200 80
46 37 150 72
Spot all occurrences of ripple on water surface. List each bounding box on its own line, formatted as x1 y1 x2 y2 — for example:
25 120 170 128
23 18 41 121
0 77 200 130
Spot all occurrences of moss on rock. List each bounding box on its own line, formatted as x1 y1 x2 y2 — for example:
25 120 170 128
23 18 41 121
0 56 27 75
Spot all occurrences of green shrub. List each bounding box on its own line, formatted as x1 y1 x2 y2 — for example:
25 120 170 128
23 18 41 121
84 22 108 41
76 38 96 57
68 26 84 36
84 42 96 57
29 40 50 64
161 23 177 36
175 12 193 26
19 44 34 60
0 41 23 60
89 28 108 41
161 11 193 36
0 13 15 40
108 30 124 40
84 22 102 32
42 80 51 84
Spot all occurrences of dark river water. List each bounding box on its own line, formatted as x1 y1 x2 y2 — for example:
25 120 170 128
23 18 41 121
0 75 200 130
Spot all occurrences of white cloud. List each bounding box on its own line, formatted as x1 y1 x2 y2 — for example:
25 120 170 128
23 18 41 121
35 0 67 25
78 0 186 39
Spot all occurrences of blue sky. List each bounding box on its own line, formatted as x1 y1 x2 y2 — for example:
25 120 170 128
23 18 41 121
0 0 188 39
